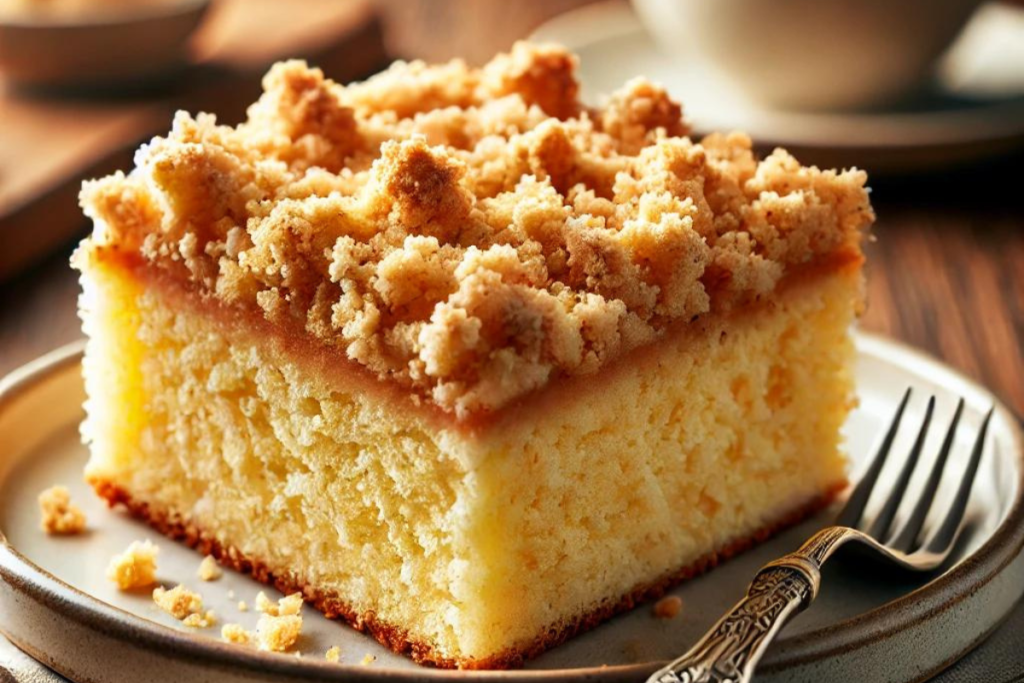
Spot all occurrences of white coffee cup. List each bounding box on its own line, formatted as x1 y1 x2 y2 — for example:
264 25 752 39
632 0 985 110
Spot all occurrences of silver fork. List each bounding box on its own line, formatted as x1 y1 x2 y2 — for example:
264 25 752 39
648 389 994 683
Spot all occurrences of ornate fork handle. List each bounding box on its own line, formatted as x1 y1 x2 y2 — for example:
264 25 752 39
651 526 855 683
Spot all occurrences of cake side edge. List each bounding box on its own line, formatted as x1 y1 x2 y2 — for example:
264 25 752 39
88 478 844 670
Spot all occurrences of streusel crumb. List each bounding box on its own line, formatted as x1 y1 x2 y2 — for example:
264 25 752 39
653 595 683 619
106 540 158 589
255 613 303 652
326 646 341 662
38 485 86 535
77 42 873 417
197 555 222 581
222 623 251 645
153 584 204 620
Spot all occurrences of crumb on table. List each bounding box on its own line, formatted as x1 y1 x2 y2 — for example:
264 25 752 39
238 600 248 612
197 555 222 581
106 540 158 590
153 584 204 620
326 646 341 663
38 485 86 535
255 613 302 652
360 653 376 666
221 623 251 645
653 595 683 619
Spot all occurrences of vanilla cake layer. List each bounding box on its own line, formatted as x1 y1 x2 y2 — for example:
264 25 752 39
79 252 857 667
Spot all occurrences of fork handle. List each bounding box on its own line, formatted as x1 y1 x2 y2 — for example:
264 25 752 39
650 527 852 683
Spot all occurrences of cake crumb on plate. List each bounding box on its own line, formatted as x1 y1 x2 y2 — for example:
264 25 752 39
256 591 303 616
255 591 274 614
238 601 248 612
360 653 376 666
153 584 204 620
106 540 158 590
255 613 302 652
277 593 303 616
653 595 683 619
197 555 222 581
221 623 250 645
38 485 86 535
326 646 341 662
182 610 217 628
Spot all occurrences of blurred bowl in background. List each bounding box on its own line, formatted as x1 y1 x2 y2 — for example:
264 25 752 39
632 0 984 110
0 0 211 90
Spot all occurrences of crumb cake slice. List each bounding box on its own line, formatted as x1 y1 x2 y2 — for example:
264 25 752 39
73 42 874 668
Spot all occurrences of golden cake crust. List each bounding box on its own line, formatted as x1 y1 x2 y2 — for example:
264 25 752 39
91 478 843 669
76 42 874 418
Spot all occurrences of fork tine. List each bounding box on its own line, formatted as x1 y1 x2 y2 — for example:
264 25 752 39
867 396 935 541
889 398 964 552
923 407 993 555
836 388 912 529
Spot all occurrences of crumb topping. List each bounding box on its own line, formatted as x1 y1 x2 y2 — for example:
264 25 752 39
653 595 683 619
255 613 303 652
107 540 158 590
198 555 222 581
38 485 87 535
77 42 873 417
153 584 204 620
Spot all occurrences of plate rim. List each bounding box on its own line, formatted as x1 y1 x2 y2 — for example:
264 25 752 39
0 333 1022 681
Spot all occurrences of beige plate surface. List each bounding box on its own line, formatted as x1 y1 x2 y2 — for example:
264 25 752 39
1 333 1023 682
531 1 1024 174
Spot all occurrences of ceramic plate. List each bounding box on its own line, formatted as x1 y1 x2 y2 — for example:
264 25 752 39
530 1 1024 173
1 334 1022 683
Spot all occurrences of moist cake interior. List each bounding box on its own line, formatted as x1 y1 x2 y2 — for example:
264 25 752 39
74 42 873 668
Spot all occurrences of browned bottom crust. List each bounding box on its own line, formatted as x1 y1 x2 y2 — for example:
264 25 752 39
91 478 844 669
